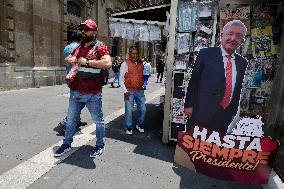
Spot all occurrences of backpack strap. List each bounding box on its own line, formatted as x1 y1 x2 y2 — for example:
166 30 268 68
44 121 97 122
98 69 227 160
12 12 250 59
73 45 81 58
92 40 102 58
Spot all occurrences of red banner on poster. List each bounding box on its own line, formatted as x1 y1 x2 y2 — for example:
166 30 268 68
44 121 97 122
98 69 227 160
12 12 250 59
174 122 279 184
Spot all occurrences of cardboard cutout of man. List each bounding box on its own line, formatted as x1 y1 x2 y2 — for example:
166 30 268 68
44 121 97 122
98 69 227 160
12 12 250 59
184 20 248 136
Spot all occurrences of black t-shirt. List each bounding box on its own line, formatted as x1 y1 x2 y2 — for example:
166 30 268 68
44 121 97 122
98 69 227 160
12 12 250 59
112 61 121 72
156 62 164 72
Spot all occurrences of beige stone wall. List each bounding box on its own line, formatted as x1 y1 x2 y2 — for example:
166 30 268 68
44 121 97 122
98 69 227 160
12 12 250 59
13 0 62 67
14 0 33 67
0 0 17 63
95 0 126 46
0 0 127 90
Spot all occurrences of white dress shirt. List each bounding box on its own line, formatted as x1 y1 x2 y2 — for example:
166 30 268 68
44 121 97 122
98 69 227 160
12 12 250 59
119 61 129 93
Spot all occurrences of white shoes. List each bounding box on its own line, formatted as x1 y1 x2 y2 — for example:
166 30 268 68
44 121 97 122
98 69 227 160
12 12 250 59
126 128 133 135
136 125 144 133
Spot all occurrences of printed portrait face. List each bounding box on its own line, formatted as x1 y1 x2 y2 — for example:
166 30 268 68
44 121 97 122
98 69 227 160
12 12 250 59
221 24 245 54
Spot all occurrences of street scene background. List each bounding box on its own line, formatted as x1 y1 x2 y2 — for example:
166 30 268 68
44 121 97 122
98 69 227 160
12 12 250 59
0 75 261 189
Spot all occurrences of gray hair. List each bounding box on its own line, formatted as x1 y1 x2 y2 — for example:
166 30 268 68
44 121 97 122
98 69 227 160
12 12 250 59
222 20 247 36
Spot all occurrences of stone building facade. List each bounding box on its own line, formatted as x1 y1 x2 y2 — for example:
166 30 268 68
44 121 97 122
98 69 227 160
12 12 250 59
0 0 127 90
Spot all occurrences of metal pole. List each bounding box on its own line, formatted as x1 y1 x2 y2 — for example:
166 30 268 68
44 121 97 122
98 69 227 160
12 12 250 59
162 0 178 143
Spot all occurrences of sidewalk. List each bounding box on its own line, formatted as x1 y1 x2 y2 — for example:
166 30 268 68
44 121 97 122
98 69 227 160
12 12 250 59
29 94 261 189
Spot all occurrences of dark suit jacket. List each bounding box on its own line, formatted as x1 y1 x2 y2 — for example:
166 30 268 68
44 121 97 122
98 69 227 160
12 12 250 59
185 47 248 126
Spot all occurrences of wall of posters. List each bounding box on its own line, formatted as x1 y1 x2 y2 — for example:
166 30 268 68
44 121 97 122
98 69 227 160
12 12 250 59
169 0 213 142
238 5 277 120
172 1 282 185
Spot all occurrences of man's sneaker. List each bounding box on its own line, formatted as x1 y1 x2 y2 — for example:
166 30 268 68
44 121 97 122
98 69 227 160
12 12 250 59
136 125 144 133
90 145 105 158
54 144 71 157
126 128 133 135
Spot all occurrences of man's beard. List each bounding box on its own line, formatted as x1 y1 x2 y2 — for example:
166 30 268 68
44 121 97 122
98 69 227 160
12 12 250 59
82 35 94 43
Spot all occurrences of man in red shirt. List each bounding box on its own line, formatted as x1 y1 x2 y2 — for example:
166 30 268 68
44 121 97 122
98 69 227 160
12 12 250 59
54 19 112 157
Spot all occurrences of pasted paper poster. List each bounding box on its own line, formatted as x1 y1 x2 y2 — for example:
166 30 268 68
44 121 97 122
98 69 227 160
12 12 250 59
174 117 279 184
199 5 211 18
109 22 123 37
176 33 192 54
240 89 251 112
149 25 161 41
178 4 197 32
251 26 276 59
139 24 149 42
172 98 187 124
125 23 134 40
220 6 250 34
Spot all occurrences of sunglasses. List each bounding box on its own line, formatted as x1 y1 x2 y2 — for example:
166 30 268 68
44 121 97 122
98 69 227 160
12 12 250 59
81 27 93 32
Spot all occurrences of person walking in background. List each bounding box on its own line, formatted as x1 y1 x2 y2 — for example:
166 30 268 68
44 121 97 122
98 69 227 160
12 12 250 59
142 57 152 90
54 19 112 158
111 56 121 88
57 31 87 133
156 58 164 83
119 46 146 135
64 32 81 71
184 20 248 136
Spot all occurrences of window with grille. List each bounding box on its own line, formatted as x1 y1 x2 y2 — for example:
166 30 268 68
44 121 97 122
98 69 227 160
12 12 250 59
67 1 81 17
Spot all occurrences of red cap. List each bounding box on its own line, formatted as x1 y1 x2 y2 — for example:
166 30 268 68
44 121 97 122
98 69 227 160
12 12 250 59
80 19 97 31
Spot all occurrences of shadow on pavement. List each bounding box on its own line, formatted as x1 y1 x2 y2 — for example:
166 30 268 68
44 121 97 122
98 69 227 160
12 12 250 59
105 103 175 163
54 101 261 189
104 102 262 189
53 119 86 136
54 145 96 170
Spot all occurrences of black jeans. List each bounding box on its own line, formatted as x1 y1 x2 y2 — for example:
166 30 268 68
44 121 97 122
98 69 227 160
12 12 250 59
157 72 163 82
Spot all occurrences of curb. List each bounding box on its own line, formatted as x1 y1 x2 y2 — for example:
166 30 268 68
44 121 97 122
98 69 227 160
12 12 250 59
262 169 284 189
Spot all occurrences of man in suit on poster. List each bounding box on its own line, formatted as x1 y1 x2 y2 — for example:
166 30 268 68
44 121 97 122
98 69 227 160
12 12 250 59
184 20 248 136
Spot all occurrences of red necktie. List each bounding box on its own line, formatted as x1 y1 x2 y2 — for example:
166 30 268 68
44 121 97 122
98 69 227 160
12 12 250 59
220 55 232 109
